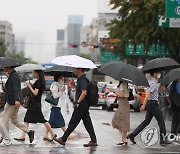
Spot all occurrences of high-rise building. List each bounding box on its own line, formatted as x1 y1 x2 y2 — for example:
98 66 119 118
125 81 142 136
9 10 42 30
67 15 83 55
55 29 65 57
98 0 118 39
0 21 14 54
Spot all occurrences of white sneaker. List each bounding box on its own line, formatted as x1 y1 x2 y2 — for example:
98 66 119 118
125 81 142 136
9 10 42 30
0 139 12 146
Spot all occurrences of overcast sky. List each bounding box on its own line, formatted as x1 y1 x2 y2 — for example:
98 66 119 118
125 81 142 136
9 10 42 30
0 0 98 63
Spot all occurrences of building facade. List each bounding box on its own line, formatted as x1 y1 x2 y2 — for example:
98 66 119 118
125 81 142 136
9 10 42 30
55 29 65 57
67 15 83 55
0 21 14 54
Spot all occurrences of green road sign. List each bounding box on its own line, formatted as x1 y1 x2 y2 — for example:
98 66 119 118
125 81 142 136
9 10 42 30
158 15 169 28
158 15 180 28
126 43 145 55
126 43 171 56
100 51 120 64
166 0 180 18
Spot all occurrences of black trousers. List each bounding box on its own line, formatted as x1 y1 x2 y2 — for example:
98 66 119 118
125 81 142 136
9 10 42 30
171 111 180 135
62 105 97 142
132 100 166 141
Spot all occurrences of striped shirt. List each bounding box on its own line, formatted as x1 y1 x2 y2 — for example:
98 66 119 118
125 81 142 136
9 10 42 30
147 78 158 101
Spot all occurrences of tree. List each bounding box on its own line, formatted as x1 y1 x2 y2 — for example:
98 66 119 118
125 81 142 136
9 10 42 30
0 40 6 57
109 0 180 63
8 52 37 64
79 53 91 60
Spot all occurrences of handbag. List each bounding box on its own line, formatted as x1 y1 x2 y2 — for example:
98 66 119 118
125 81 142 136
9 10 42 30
23 96 31 109
45 92 59 106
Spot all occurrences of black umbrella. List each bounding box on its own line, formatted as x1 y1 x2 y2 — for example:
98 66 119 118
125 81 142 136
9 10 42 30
45 65 75 77
98 61 149 87
142 58 180 73
161 68 180 86
0 57 21 68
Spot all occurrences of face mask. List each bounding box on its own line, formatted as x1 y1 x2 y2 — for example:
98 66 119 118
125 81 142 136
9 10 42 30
157 74 161 79
59 80 64 85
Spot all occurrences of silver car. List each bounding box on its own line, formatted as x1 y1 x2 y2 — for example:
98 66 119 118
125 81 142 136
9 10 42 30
128 86 141 112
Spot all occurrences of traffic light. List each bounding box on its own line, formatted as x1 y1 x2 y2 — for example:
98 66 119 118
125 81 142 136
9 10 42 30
90 45 99 49
69 44 78 48
110 45 114 50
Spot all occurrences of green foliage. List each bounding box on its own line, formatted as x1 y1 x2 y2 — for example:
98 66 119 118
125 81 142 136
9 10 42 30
79 53 91 60
8 52 37 64
0 40 6 57
109 0 180 63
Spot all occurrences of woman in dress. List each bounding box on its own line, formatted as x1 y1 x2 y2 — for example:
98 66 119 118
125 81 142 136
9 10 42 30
14 70 56 142
110 81 130 145
43 73 67 141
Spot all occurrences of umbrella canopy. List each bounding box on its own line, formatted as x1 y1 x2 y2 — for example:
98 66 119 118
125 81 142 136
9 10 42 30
45 65 75 77
15 64 45 72
98 61 149 87
142 58 180 73
0 57 21 68
161 68 180 86
51 55 96 69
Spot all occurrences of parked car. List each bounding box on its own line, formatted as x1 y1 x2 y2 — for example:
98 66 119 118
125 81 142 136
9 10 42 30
106 92 117 111
128 85 141 112
69 87 76 103
0 75 8 85
105 84 118 111
136 86 146 105
44 75 54 91
97 82 108 110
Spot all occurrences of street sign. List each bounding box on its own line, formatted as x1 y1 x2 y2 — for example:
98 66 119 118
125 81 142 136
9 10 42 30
170 18 180 27
158 15 180 28
166 0 180 18
158 16 169 28
126 42 171 56
100 51 120 63
109 39 119 43
126 43 145 55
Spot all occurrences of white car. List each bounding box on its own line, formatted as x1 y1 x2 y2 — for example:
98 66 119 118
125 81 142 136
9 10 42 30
105 83 118 111
106 92 117 111
0 75 8 84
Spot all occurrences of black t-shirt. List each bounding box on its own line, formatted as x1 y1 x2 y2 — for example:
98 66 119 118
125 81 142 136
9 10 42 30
76 74 88 106
32 80 43 102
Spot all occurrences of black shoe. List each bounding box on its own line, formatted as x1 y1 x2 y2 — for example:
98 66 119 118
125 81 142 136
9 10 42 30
0 137 2 143
127 133 136 144
14 138 25 142
28 130 35 143
160 140 172 146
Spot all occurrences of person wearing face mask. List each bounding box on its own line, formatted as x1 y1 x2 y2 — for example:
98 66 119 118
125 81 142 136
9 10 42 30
43 73 67 141
127 69 169 146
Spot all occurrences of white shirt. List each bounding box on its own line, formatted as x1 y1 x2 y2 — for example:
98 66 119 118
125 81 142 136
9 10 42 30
50 82 64 108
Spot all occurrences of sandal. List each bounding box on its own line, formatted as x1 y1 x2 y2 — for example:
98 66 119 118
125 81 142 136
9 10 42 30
117 140 128 145
43 137 53 142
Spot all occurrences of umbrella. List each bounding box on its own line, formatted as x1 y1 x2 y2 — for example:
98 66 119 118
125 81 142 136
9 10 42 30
45 65 75 77
161 68 180 86
15 64 45 72
98 61 149 87
51 55 96 69
142 58 180 73
0 57 21 68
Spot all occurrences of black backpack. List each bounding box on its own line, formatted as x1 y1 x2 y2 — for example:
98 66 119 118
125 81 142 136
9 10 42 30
170 81 180 110
80 78 99 106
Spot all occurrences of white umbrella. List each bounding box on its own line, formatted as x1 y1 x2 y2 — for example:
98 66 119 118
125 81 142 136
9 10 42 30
51 55 96 69
15 64 45 72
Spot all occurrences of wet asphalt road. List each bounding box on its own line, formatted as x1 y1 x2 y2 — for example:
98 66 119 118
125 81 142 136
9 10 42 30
0 94 180 154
